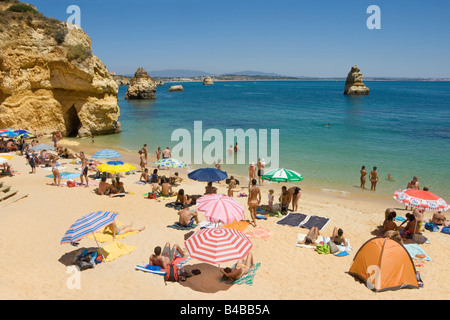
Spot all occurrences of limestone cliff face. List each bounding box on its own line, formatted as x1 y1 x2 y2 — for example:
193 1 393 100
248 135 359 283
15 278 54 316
344 65 370 95
125 67 157 99
0 2 121 137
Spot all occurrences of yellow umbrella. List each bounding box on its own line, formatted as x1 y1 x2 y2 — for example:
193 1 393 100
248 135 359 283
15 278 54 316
0 154 14 161
96 161 135 174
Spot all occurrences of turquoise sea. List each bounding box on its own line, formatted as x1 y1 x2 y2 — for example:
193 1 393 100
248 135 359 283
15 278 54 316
91 80 450 201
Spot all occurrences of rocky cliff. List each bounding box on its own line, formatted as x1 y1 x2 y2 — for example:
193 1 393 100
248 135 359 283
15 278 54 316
203 76 214 85
125 67 157 99
344 65 370 95
0 1 121 137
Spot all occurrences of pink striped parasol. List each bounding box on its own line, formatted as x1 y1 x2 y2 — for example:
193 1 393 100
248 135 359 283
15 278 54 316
196 194 245 225
184 228 252 264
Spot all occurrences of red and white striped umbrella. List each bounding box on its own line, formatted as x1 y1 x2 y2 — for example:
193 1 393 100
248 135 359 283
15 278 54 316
184 228 252 264
196 194 245 225
394 189 449 211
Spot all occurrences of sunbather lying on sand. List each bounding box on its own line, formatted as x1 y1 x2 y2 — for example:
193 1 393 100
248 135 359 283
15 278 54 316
220 252 254 281
104 221 145 240
298 226 320 246
330 227 348 247
149 242 185 269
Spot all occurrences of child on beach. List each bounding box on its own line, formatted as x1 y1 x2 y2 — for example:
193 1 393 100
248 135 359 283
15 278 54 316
268 189 274 212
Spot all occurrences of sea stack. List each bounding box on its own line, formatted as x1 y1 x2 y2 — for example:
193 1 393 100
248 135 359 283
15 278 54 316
125 67 157 99
203 76 214 85
168 85 184 92
343 65 370 95
0 1 121 138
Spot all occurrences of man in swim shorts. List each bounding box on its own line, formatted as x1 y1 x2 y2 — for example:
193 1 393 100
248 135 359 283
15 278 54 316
149 243 185 269
178 208 199 227
257 158 265 186
75 151 89 187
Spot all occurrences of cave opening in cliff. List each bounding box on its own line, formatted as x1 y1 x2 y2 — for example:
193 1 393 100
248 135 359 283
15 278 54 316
64 105 81 137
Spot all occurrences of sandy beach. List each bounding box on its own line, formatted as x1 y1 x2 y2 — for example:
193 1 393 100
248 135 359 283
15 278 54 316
0 140 449 301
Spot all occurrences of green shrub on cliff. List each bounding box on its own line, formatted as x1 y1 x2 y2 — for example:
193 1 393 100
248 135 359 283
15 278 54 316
66 44 92 63
7 3 37 14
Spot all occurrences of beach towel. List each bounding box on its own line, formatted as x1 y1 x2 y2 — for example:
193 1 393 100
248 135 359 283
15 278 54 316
135 256 191 275
134 181 147 185
46 172 80 180
199 221 219 229
165 202 195 211
324 237 353 252
299 215 330 231
404 243 432 261
276 213 308 227
220 262 261 286
99 241 137 262
296 233 326 249
245 227 271 240
222 220 250 232
167 222 198 230
87 222 141 243
334 251 350 257
256 215 267 220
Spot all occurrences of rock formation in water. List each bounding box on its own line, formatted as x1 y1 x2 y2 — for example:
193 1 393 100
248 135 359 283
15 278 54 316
0 1 121 137
203 76 214 85
168 85 184 92
343 65 370 95
125 67 157 99
110 73 130 86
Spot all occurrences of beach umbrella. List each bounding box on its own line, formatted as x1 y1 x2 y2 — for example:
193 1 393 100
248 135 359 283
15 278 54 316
0 131 18 138
196 194 245 225
262 168 303 183
188 167 228 182
96 161 135 174
91 149 122 159
154 157 186 168
60 210 119 262
184 228 252 265
394 189 449 211
14 130 35 138
0 154 14 161
30 144 55 151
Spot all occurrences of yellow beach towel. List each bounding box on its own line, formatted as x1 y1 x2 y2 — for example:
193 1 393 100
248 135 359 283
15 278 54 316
87 222 140 243
100 241 137 262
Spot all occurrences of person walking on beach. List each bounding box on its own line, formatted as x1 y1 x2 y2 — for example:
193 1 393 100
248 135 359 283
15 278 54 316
369 166 379 191
138 150 146 172
75 151 89 187
51 161 61 187
248 162 256 189
248 179 261 227
141 144 148 162
360 165 368 189
257 158 265 186
26 154 36 174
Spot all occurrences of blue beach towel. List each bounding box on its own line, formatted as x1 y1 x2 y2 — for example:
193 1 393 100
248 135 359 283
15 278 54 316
46 172 80 180
404 244 432 261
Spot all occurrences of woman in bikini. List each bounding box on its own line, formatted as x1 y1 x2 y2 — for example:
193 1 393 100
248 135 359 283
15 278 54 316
103 222 145 240
51 161 61 187
220 252 254 281
330 227 348 246
360 165 367 189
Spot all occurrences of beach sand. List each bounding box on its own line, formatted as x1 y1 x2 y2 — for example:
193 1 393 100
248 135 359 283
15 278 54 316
0 140 449 300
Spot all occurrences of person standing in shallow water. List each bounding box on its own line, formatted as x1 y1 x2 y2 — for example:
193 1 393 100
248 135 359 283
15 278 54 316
360 165 368 189
369 166 379 191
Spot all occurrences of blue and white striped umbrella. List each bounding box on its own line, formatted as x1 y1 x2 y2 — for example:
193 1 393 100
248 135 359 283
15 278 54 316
154 158 186 168
91 149 122 159
30 144 55 151
0 131 18 138
60 210 118 245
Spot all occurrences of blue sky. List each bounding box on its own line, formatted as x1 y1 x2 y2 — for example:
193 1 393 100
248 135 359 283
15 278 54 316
26 0 450 77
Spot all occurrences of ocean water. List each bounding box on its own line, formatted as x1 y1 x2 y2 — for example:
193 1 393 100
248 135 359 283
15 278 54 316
91 80 450 200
